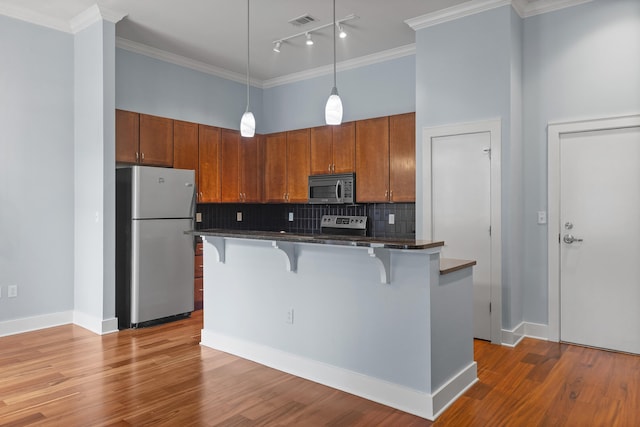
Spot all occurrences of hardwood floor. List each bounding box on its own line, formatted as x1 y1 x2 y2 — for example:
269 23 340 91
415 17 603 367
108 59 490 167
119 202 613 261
1 312 639 426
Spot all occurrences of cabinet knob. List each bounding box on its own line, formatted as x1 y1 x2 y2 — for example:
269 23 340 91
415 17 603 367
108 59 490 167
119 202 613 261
135 152 139 161
141 152 145 161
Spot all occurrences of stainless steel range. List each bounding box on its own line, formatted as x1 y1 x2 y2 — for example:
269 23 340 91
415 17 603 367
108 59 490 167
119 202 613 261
320 215 368 236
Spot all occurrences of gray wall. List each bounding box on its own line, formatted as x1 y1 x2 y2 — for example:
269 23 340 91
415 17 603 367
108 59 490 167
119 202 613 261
73 18 118 332
0 16 75 321
414 5 524 329
262 54 416 133
522 0 640 324
116 48 264 132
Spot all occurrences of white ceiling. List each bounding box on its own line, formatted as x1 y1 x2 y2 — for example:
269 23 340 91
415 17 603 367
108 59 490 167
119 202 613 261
0 0 582 85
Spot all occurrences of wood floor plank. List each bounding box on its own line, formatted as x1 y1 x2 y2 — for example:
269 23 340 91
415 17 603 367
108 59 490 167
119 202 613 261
2 313 640 426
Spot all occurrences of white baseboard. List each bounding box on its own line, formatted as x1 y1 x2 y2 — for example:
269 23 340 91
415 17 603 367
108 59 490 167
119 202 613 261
502 322 549 347
432 362 478 418
73 311 119 335
201 329 477 421
0 311 73 337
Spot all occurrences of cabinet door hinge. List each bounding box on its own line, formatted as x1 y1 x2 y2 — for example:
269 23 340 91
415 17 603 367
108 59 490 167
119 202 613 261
489 302 492 313
489 226 492 236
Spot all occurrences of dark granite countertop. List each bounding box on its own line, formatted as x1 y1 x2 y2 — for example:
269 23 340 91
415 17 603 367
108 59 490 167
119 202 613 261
189 228 444 250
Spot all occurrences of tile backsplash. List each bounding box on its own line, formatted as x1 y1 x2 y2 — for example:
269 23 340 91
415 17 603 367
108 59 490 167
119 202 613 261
196 203 416 239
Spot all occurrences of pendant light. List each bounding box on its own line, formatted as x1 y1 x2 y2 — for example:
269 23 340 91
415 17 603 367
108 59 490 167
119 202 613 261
240 0 255 137
325 0 343 125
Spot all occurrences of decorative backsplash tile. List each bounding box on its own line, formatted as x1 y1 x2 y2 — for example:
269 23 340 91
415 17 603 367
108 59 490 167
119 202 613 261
196 203 416 239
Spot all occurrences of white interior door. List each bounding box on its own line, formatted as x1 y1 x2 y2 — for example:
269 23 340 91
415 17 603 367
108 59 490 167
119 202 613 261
560 126 640 353
432 132 492 340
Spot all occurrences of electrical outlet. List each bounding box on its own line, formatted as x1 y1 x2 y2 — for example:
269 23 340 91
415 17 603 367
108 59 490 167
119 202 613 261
288 212 294 222
236 212 243 222
388 213 395 225
8 285 17 298
196 212 202 223
286 308 294 324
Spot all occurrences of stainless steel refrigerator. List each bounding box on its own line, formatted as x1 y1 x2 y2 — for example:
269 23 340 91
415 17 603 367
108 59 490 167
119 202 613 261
116 166 196 329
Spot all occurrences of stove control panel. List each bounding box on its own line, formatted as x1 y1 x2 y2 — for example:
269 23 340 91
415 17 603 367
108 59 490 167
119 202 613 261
320 215 368 230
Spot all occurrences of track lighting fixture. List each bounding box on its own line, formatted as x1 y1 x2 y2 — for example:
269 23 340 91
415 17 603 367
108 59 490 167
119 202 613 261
270 14 357 53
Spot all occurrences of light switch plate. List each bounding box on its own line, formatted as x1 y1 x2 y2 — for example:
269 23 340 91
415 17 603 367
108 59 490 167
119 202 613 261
236 212 243 222
537 211 547 224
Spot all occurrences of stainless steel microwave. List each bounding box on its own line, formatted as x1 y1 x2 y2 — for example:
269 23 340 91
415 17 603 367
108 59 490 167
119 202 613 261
308 173 355 204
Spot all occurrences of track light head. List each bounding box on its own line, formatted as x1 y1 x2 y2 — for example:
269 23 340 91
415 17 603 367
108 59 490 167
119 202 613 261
273 41 281 52
305 32 314 46
337 23 347 39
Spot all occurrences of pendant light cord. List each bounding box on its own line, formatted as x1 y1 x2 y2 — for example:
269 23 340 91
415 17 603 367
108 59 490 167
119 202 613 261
333 0 337 90
246 0 250 113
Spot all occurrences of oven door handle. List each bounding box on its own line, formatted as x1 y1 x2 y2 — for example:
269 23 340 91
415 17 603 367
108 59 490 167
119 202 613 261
335 180 343 203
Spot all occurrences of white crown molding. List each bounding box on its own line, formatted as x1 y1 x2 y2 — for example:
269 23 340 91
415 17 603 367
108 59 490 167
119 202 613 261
517 0 594 18
262 44 416 89
70 5 127 33
405 0 594 28
405 0 511 30
0 3 71 33
116 37 255 87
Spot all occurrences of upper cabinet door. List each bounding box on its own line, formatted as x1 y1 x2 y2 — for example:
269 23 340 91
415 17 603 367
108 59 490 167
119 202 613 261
240 136 260 203
198 124 221 203
173 120 199 178
116 110 139 164
220 129 241 203
389 112 415 202
139 114 173 167
356 117 390 202
310 126 333 175
264 132 287 203
332 121 355 174
286 129 310 203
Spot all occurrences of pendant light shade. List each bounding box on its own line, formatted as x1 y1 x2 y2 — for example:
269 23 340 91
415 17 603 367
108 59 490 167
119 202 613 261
240 111 255 137
325 87 343 125
240 0 255 137
325 0 342 125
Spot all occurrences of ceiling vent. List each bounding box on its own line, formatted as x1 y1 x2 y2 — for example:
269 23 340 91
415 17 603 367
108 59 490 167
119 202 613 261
288 14 317 26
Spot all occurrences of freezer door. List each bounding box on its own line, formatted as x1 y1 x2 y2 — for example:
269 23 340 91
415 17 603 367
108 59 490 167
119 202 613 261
131 218 194 324
132 166 195 219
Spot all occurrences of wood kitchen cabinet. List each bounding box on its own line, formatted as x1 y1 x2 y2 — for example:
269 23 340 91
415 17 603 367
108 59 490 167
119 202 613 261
198 124 221 203
115 110 174 167
220 129 262 203
264 132 287 202
356 116 390 202
310 121 355 175
173 120 199 180
355 113 415 202
389 112 415 202
116 110 139 164
263 130 309 203
194 242 203 311
286 129 310 203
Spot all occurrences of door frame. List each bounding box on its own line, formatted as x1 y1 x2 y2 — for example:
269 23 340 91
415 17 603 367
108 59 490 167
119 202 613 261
419 119 502 344
547 114 640 342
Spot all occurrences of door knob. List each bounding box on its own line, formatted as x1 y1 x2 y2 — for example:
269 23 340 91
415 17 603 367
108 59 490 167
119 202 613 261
563 234 583 244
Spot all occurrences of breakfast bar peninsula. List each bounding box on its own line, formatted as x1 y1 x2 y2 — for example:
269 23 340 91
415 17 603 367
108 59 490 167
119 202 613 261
190 229 477 420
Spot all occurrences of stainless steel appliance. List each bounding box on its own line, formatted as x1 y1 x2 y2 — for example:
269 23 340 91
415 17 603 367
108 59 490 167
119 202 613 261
320 214 368 236
308 173 355 204
116 166 196 329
